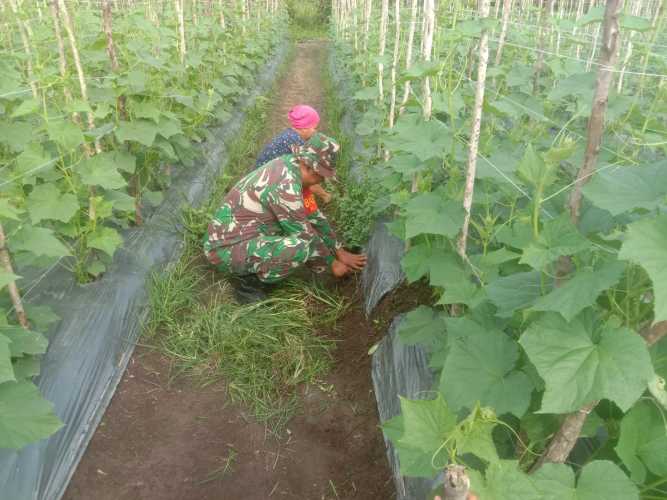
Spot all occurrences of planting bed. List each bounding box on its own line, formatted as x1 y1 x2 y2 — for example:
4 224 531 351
64 41 393 500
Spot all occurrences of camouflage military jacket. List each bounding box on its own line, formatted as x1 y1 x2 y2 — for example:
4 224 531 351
207 155 341 258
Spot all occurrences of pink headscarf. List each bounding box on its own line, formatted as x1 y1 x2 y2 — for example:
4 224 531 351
288 104 320 130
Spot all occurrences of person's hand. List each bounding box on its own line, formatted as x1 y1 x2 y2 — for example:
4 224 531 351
320 190 333 204
311 184 333 204
336 248 367 271
331 258 352 278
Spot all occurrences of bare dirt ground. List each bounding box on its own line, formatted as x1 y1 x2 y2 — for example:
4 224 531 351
64 41 395 500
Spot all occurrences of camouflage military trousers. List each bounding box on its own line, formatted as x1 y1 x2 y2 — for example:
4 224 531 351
205 234 331 283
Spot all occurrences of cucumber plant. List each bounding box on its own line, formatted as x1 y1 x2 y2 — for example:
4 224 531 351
0 0 285 450
333 0 667 497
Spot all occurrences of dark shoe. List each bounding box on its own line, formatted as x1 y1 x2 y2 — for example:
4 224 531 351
232 275 270 304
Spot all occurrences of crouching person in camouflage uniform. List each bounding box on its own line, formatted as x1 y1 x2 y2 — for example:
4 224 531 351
204 133 367 303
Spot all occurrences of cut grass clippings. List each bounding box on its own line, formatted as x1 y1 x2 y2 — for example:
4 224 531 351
147 257 347 430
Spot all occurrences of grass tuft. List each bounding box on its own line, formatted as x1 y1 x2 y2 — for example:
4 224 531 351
148 276 346 430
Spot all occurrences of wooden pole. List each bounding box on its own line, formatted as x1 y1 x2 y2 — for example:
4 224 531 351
388 0 400 128
399 0 418 113
532 0 623 470
0 223 29 329
495 0 512 65
457 0 491 258
7 0 38 99
378 0 389 102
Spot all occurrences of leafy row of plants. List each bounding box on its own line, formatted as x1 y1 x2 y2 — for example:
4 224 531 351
0 0 285 450
332 0 666 498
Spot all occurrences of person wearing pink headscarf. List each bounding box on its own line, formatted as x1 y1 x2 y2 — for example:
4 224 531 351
255 105 332 209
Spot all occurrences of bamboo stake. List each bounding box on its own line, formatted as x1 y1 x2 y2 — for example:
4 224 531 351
388 0 400 128
50 0 92 157
442 464 471 500
378 0 389 102
457 0 490 258
0 223 29 329
7 0 38 99
531 1 622 470
574 0 584 58
219 0 226 28
175 0 186 63
399 0 418 114
363 0 371 51
533 0 554 94
616 0 640 93
494 0 512 65
421 0 435 121
57 0 99 153
568 0 622 221
241 0 247 35
57 0 102 226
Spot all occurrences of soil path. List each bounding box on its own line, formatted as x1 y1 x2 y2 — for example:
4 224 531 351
64 41 394 500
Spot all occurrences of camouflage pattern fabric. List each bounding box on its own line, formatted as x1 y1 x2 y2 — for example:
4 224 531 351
293 132 340 178
204 154 342 283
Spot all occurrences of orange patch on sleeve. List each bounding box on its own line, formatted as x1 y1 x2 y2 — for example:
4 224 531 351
302 187 319 215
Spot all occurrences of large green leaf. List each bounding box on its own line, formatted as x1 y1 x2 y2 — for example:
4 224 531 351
440 325 533 417
521 215 591 270
615 400 667 483
520 312 653 413
532 461 638 500
517 144 556 191
531 261 625 321
487 271 543 317
582 162 667 216
10 226 71 258
397 306 447 346
87 226 123 257
0 121 32 152
430 251 486 308
383 114 451 162
391 395 457 478
132 101 161 122
78 152 128 189
0 334 14 384
114 119 158 146
455 413 499 464
381 415 434 477
0 381 63 449
401 242 439 282
46 119 85 151
12 355 41 380
620 14 652 32
26 183 79 224
0 270 20 291
15 143 54 181
618 215 667 323
576 461 638 500
157 116 183 138
2 326 49 357
478 460 540 500
404 193 464 239
11 99 38 118
0 199 24 221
